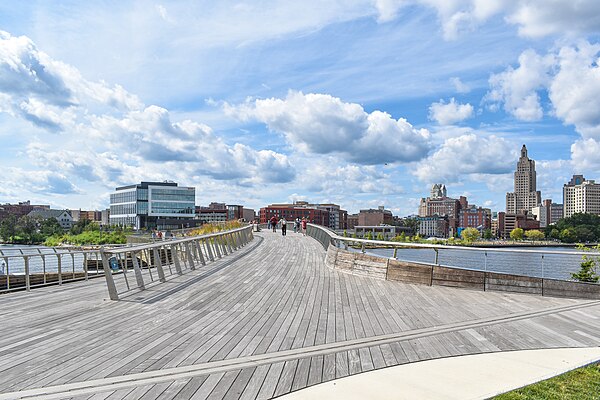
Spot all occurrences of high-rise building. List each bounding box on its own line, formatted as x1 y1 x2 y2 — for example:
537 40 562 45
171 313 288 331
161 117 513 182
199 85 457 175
563 175 600 218
506 145 541 214
109 181 197 230
419 184 467 236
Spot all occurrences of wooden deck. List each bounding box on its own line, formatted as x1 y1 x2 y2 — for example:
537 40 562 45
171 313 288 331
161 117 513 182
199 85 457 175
2 231 600 399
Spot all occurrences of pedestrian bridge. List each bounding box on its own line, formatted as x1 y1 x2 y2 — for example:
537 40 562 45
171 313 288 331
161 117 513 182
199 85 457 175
2 227 600 399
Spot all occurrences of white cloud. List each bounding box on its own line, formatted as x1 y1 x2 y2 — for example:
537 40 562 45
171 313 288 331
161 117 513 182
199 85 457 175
225 90 432 165
450 77 470 93
429 98 473 125
0 30 296 197
549 41 600 139
486 49 554 121
412 133 516 183
373 1 600 40
571 138 600 171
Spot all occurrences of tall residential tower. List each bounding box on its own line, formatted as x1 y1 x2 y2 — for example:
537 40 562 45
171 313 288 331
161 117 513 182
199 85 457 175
506 145 541 214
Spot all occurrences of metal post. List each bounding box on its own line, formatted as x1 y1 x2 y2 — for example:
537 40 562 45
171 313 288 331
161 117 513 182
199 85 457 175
100 249 119 301
205 239 215 261
83 253 88 281
214 238 222 258
24 256 30 292
184 243 194 271
484 252 487 291
172 245 184 274
434 249 439 265
57 254 62 285
131 251 146 290
152 248 167 283
195 241 206 266
361 243 365 253
393 248 398 259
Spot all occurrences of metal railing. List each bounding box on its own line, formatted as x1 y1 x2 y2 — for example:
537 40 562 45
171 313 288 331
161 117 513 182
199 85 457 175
0 246 108 293
306 224 600 282
100 225 254 300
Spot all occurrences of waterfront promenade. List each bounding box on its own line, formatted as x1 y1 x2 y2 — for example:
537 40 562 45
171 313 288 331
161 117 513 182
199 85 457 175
2 231 600 399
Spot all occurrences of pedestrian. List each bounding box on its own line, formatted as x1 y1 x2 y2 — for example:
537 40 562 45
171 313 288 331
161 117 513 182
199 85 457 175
270 216 277 232
295 218 301 233
281 217 287 236
301 217 307 236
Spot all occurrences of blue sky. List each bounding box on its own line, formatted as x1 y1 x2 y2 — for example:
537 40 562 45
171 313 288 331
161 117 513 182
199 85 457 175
1 1 600 215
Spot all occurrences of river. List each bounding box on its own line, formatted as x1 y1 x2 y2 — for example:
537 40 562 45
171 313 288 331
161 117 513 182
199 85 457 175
0 244 91 275
354 246 595 281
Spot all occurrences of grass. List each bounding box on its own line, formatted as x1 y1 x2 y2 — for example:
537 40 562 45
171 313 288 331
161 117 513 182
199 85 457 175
493 363 600 400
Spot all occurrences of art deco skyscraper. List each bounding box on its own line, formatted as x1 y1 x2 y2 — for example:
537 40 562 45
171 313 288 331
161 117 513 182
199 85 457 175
506 145 541 214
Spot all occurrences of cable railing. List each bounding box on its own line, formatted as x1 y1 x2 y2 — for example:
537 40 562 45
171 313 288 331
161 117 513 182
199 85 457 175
99 225 253 300
0 225 254 299
306 223 600 298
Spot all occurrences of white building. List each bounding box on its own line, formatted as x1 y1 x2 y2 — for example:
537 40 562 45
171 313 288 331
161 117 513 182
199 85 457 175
28 209 73 230
563 175 600 218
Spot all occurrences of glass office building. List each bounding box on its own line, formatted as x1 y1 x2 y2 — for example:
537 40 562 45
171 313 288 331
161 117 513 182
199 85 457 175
109 181 197 230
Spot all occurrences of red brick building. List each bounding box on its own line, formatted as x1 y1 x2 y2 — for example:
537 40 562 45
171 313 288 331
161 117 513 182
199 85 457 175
358 206 393 226
0 201 49 222
260 204 329 226
458 206 491 230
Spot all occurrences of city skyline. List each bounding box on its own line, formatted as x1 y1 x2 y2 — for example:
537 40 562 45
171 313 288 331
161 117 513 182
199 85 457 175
1 2 600 215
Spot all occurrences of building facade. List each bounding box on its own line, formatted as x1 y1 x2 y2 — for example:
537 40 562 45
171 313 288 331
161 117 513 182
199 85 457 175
418 184 467 237
531 199 564 228
458 206 491 231
416 215 449 238
28 209 73 230
354 225 411 240
501 212 540 239
0 201 49 222
563 175 600 218
358 206 393 227
109 181 196 230
260 201 347 230
506 145 541 214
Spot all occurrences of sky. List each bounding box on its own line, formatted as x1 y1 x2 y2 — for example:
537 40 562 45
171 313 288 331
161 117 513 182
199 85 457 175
1 1 600 215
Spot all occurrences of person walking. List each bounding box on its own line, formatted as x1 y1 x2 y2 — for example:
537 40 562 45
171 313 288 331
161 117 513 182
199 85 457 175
301 217 307 236
281 217 287 236
270 215 277 232
295 218 300 233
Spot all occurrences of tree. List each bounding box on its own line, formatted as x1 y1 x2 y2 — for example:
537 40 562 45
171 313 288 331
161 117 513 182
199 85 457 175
364 231 373 240
571 245 600 283
560 228 578 243
483 229 493 240
461 227 480 243
0 215 17 242
40 218 64 237
16 215 40 244
548 228 560 240
525 229 545 241
510 228 524 241
376 232 385 241
403 218 420 236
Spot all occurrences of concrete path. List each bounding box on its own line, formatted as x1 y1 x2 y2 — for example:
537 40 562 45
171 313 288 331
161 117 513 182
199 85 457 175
280 347 600 400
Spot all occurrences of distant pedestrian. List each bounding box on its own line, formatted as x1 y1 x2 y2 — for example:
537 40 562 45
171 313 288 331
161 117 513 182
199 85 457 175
270 216 277 232
301 217 307 236
281 218 287 236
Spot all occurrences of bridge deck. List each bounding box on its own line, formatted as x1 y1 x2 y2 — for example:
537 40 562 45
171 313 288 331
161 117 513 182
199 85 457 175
2 232 600 399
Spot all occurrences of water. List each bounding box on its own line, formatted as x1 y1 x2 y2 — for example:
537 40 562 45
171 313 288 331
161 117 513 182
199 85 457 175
0 244 95 275
352 246 594 281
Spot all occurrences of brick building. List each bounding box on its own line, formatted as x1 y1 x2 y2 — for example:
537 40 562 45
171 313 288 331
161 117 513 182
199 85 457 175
358 206 393 226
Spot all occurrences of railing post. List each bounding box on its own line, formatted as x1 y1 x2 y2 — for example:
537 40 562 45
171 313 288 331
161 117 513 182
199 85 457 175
220 236 229 256
24 256 30 292
100 249 119 301
214 238 222 258
393 248 397 259
195 241 206 266
57 253 62 285
172 244 184 274
184 243 194 271
131 251 146 290
83 253 88 281
434 248 439 265
205 239 215 261
152 248 167 283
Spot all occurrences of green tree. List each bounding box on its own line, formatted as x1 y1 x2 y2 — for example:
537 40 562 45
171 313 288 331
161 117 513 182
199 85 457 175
376 232 385 241
0 215 17 242
525 229 545 241
483 229 493 240
343 230 348 237
403 218 420 236
560 228 578 243
364 231 373 240
548 228 560 240
461 227 480 243
71 218 98 235
510 228 524 241
40 217 64 237
17 215 40 244
571 245 600 283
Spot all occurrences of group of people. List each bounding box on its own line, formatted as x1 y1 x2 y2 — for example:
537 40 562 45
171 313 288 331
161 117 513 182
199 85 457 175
267 216 308 236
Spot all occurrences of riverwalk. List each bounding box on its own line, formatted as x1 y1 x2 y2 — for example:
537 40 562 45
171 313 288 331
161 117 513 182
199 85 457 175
1 231 600 399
